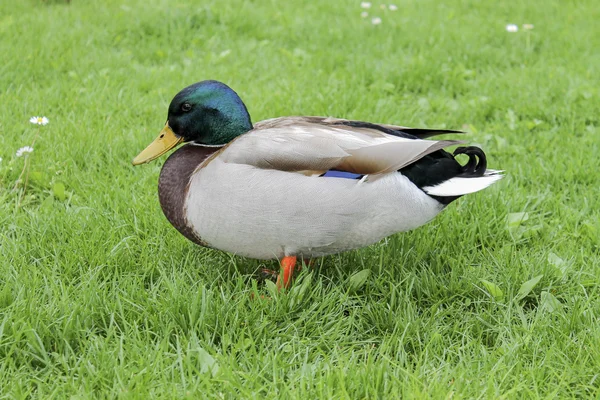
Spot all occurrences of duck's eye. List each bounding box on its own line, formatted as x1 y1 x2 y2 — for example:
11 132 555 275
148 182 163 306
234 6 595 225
181 103 192 112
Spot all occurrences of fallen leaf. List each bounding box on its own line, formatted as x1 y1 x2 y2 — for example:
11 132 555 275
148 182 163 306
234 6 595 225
507 212 529 228
540 291 562 313
348 269 371 292
516 275 543 301
480 279 504 301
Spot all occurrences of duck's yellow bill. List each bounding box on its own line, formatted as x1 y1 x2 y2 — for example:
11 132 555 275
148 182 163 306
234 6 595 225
132 123 184 165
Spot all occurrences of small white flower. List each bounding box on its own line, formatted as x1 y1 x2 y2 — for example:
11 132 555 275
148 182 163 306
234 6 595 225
371 17 382 25
505 24 518 32
523 23 534 30
389 4 398 10
29 116 49 125
360 2 371 9
361 11 369 18
0 157 3 163
16 146 34 157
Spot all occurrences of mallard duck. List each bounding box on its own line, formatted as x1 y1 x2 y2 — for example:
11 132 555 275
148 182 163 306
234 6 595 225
133 80 503 288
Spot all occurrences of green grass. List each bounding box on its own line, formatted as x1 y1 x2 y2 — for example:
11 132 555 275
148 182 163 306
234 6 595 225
1 0 599 397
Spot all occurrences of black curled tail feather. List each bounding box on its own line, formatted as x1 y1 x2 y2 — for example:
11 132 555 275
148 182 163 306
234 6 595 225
453 146 487 177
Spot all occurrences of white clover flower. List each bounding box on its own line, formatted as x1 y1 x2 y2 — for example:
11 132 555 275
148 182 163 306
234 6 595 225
29 116 49 125
389 4 398 10
371 17 382 25
361 11 369 18
523 23 534 30
506 24 518 32
0 157 3 163
360 2 371 9
16 146 34 157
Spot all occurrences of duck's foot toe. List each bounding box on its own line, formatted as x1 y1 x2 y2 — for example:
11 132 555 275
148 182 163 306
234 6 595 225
255 256 299 291
258 268 279 282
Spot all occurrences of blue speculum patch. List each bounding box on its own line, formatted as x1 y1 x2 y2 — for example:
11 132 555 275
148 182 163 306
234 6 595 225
321 170 364 179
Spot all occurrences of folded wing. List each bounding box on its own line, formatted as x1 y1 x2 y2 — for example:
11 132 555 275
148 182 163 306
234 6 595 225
219 116 463 178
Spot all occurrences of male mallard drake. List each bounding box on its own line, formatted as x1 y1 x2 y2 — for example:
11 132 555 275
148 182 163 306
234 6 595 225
133 80 503 288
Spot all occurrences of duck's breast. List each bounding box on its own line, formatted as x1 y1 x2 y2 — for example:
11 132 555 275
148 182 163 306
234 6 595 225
158 144 219 246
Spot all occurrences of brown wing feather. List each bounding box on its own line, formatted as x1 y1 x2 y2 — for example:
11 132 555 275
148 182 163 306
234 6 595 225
221 117 462 178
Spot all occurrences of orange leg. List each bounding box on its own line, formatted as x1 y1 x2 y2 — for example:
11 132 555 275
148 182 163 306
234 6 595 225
276 256 297 290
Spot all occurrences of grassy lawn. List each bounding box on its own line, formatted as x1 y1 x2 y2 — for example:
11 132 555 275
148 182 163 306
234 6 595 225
1 0 599 397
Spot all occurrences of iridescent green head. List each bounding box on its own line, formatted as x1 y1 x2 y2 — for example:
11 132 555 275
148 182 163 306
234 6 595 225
167 80 253 145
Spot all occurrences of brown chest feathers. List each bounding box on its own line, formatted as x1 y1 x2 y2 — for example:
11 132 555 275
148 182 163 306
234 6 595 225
158 144 218 247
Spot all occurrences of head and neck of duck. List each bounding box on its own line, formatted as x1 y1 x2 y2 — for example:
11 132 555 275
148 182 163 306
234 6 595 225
132 80 252 245
133 80 252 165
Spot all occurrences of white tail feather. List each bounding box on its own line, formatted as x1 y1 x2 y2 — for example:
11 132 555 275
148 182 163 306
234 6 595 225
423 170 504 196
